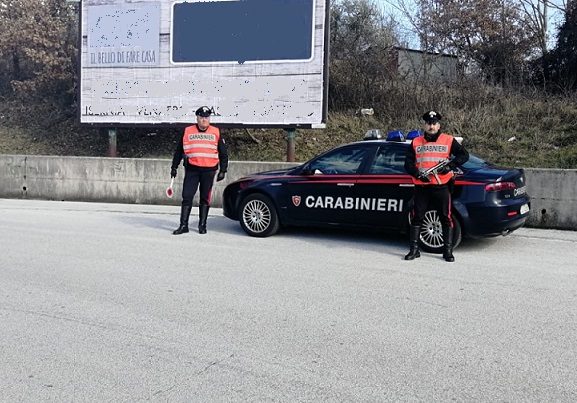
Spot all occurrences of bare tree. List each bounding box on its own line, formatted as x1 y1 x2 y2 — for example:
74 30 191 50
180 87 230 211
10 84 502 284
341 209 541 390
0 0 77 101
518 0 570 55
537 0 577 91
404 0 537 86
329 0 402 109
519 0 550 55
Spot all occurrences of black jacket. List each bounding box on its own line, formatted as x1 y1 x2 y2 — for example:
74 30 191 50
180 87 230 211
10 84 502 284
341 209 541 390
404 131 469 179
171 124 229 172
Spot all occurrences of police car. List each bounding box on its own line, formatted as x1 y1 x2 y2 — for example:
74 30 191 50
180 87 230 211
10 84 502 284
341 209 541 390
222 130 531 253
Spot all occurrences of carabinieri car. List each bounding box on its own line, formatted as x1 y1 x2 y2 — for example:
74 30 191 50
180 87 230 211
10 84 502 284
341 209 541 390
222 130 531 253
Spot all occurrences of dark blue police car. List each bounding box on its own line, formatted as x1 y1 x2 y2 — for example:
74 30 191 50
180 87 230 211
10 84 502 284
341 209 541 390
222 130 531 253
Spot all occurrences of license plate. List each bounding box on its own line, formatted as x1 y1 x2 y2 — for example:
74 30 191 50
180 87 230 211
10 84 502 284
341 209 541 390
520 204 530 215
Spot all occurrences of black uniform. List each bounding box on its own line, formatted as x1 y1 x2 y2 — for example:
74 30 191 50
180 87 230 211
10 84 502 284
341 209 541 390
403 128 469 262
404 132 469 228
171 123 228 235
171 125 229 209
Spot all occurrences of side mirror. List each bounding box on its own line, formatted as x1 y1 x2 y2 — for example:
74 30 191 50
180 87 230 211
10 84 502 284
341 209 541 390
300 164 314 175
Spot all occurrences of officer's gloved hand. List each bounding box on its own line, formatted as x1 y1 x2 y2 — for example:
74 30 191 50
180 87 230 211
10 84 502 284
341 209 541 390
417 172 432 183
216 171 226 182
438 165 452 175
170 168 177 178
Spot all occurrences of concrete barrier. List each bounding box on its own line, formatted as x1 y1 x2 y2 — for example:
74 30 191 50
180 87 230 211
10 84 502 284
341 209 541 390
1 155 575 231
0 154 299 208
524 168 577 230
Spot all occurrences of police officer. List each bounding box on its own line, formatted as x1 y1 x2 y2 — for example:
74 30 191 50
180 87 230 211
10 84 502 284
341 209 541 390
404 111 469 262
171 106 228 235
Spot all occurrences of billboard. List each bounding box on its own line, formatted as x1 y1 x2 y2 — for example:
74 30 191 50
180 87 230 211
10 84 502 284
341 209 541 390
79 0 329 127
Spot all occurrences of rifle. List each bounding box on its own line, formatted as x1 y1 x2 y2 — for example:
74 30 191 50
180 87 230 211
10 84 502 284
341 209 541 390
419 158 452 184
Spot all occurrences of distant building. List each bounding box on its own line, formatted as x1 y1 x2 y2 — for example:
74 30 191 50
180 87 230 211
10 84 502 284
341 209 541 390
389 47 459 83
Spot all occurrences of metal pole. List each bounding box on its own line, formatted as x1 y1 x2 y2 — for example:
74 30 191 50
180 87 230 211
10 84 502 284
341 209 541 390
108 128 118 157
285 129 296 162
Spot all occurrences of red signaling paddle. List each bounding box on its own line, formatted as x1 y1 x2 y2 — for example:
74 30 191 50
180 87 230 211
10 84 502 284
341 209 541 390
166 178 174 198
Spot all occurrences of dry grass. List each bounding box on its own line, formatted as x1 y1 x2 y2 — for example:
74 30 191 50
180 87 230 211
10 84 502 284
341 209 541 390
2 89 577 168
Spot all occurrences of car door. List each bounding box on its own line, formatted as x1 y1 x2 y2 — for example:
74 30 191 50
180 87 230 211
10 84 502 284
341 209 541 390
354 144 415 229
281 145 369 225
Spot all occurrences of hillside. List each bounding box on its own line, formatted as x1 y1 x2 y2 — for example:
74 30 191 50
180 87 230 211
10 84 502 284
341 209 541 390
1 98 577 169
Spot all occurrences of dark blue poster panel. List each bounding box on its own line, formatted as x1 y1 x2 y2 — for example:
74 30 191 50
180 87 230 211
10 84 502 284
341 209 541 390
172 0 314 63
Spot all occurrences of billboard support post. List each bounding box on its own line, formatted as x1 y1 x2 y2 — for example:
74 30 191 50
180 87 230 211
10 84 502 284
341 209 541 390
285 129 296 162
108 128 118 157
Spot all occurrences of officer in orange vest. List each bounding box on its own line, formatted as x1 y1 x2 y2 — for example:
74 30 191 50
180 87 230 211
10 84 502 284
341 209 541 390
404 110 469 262
171 106 228 235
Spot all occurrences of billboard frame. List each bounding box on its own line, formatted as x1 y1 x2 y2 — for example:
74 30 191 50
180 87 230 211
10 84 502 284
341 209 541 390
76 0 330 130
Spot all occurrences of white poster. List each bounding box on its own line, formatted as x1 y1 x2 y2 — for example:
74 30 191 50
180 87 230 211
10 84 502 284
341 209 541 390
80 0 328 127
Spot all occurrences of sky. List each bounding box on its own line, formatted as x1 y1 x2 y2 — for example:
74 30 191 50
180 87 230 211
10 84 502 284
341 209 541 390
373 0 418 47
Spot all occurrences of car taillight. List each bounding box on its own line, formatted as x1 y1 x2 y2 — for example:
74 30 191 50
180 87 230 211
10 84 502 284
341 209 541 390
485 182 516 192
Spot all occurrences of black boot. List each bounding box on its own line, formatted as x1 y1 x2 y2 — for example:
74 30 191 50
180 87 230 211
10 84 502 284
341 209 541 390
173 205 192 235
404 225 421 260
198 204 209 234
443 226 455 262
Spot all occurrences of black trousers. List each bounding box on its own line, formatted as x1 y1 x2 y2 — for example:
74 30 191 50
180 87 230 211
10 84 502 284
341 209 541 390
410 184 453 228
181 168 217 208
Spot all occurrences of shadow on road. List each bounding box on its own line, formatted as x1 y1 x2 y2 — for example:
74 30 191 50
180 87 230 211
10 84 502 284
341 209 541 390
114 210 506 255
114 212 247 236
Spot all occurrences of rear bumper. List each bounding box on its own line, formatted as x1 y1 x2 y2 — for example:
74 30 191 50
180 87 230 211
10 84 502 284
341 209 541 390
464 200 530 238
467 215 528 238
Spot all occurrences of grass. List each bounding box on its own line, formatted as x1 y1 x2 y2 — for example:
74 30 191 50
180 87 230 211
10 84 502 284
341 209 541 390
1 93 577 169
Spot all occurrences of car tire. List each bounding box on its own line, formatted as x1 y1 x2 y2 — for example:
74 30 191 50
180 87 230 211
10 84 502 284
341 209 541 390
239 193 280 237
416 210 462 254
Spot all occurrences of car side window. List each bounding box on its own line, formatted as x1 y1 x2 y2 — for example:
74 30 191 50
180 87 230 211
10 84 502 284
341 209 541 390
309 147 367 175
368 147 408 174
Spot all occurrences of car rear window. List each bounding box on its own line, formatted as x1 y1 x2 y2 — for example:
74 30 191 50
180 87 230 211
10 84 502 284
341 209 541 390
369 147 407 174
368 146 489 173
462 155 488 169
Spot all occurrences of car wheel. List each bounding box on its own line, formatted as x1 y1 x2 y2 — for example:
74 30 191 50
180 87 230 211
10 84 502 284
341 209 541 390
417 210 462 254
239 193 280 237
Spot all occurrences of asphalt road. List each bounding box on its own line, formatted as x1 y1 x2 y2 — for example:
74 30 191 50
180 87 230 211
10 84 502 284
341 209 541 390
1 199 576 402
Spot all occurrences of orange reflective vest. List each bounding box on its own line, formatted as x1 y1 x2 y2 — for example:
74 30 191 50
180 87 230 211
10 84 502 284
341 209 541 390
182 125 220 168
411 133 454 185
